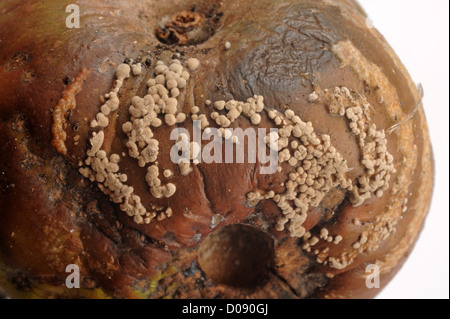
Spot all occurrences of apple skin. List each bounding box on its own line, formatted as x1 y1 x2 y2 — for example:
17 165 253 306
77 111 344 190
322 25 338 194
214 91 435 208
0 0 433 299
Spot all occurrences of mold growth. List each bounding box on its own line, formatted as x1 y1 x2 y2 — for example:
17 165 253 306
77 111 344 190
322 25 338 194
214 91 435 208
246 107 353 238
78 63 162 224
75 51 395 273
79 59 196 224
240 86 395 268
309 87 396 206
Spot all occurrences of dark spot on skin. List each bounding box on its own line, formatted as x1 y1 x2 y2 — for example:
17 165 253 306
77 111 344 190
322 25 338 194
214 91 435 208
63 76 71 85
183 261 200 277
155 4 222 46
195 277 205 288
22 71 36 83
82 277 96 289
364 81 370 95
200 48 211 55
8 272 31 292
38 174 48 184
73 123 79 132
207 4 217 18
162 231 176 242
11 114 27 133
6 51 32 72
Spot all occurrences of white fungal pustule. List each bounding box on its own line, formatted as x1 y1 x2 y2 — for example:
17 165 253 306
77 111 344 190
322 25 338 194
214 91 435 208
333 235 343 245
176 112 187 124
191 106 200 114
179 161 193 176
251 113 262 125
207 95 266 138
163 183 177 198
186 58 200 71
87 131 104 157
114 63 131 92
189 142 201 160
132 63 142 76
89 63 129 129
163 169 173 178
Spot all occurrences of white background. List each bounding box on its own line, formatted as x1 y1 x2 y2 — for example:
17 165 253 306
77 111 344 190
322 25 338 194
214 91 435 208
358 0 449 299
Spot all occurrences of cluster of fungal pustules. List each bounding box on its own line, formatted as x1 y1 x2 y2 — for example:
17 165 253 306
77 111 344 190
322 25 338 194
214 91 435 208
78 57 272 225
77 57 395 268
79 58 202 223
310 87 396 205
246 86 396 241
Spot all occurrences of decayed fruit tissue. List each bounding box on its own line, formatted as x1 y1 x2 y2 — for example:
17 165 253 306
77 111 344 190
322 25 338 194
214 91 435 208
0 0 433 299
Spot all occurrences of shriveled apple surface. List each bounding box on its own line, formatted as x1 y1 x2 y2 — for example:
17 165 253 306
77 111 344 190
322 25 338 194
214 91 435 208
0 0 433 299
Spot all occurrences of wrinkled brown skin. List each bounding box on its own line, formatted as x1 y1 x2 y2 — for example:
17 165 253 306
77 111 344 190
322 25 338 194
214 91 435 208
0 0 433 299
